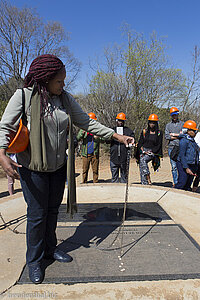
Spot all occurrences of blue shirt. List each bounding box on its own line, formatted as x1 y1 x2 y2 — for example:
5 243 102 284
87 133 94 154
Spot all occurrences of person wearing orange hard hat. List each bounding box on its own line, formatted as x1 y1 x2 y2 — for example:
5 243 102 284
109 112 134 183
88 112 97 120
175 120 199 191
137 114 163 185
116 112 127 121
77 112 102 183
165 107 184 187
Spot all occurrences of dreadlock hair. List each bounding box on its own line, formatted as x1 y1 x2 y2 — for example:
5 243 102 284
24 54 65 117
145 121 160 143
147 121 159 133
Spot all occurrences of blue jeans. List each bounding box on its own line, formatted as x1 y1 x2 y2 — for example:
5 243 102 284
110 160 127 183
168 148 178 185
19 163 67 266
175 161 197 190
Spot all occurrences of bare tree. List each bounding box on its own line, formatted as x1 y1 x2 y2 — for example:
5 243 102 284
0 0 81 100
181 46 200 114
87 27 186 138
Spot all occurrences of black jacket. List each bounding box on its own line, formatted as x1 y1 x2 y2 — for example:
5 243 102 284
138 129 163 156
110 126 135 164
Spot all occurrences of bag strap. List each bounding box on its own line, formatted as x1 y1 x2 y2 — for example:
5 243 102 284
21 88 27 126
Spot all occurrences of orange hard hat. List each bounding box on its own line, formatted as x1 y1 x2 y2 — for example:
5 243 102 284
6 119 29 153
148 114 159 121
116 112 126 120
183 120 198 131
170 107 179 115
88 112 97 120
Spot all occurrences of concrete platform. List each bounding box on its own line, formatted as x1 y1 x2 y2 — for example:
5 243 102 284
0 184 200 299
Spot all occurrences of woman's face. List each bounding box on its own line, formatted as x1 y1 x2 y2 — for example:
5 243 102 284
149 121 156 129
187 129 197 138
46 67 66 95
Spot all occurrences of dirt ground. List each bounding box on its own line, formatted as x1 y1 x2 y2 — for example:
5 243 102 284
75 152 177 188
0 154 176 199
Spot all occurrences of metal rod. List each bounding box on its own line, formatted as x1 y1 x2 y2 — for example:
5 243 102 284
120 146 131 256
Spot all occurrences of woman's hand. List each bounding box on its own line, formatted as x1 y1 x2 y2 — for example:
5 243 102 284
146 150 153 155
0 149 22 179
185 168 196 176
112 133 135 147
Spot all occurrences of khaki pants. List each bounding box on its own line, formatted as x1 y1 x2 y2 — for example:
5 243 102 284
82 154 99 183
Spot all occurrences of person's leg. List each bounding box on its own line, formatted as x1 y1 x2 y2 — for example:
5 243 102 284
146 174 152 185
139 154 152 185
175 161 188 189
192 163 200 192
45 163 67 255
184 164 197 191
184 174 194 191
110 160 119 182
82 156 90 183
120 162 127 183
18 166 50 266
91 155 99 183
168 148 178 186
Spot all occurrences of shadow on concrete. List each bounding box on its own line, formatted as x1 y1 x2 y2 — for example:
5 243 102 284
193 186 200 194
0 213 26 231
131 181 173 188
152 181 173 188
82 179 112 184
42 258 55 271
0 188 22 199
57 207 161 254
98 179 112 183
85 179 136 184
82 207 162 222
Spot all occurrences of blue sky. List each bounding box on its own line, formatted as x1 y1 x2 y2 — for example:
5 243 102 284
10 0 200 93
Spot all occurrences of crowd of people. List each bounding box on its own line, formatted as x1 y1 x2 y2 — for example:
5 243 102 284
78 107 200 193
0 53 199 285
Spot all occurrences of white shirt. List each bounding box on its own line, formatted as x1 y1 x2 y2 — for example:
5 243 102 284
194 132 200 161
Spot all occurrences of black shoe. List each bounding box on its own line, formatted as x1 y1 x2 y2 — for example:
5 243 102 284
46 249 73 263
29 264 44 284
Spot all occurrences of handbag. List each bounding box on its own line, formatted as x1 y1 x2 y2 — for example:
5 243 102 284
169 145 179 162
7 89 29 153
133 129 147 164
152 155 161 171
133 143 140 164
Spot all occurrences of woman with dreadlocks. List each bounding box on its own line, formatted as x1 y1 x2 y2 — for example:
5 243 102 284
137 114 163 185
0 54 134 284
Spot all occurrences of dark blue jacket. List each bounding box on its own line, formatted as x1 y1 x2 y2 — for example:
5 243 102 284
177 134 199 168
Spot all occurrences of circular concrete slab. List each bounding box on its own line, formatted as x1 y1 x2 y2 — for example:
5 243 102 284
1 184 200 298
